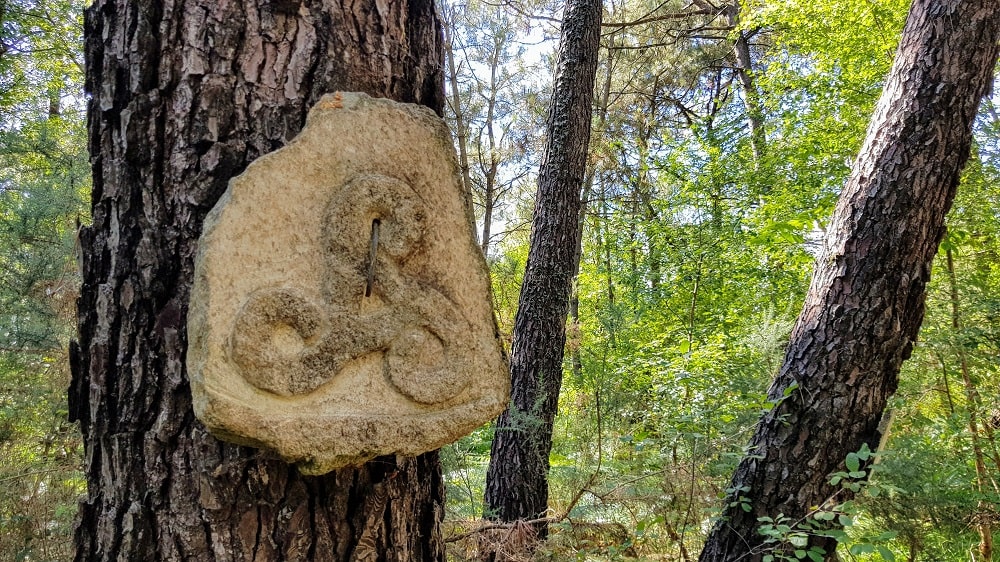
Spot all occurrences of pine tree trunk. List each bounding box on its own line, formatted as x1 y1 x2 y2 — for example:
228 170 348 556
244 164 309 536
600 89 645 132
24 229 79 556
699 0 1000 559
68 1 447 560
482 0 601 536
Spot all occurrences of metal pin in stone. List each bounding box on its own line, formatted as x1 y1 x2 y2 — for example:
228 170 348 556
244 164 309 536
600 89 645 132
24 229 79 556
365 219 380 297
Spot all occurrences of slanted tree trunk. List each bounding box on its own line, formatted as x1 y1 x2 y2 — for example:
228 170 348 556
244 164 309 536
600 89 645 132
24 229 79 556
480 76 500 257
69 2 447 560
699 0 1000 559
482 0 601 537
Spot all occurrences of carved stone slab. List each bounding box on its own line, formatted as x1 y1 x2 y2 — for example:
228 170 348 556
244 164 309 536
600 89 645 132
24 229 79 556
187 92 509 474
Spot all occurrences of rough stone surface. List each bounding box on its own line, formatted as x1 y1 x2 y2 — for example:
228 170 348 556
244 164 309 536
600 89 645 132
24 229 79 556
187 92 509 474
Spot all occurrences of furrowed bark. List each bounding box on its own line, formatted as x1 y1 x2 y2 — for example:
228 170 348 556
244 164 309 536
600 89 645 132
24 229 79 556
483 0 601 539
69 1 447 560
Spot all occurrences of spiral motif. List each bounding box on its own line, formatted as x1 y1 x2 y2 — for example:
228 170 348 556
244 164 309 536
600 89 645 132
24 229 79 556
228 174 471 402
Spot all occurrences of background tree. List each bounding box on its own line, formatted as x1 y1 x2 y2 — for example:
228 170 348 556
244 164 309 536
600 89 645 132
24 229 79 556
700 0 1000 559
69 1 449 560
482 0 601 539
442 0 548 258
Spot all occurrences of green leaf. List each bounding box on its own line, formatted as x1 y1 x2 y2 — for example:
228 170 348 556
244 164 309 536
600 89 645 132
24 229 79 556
783 381 800 397
845 452 860 472
816 529 850 542
874 530 899 541
850 544 875 555
790 534 809 547
877 546 896 561
857 443 872 460
813 510 835 521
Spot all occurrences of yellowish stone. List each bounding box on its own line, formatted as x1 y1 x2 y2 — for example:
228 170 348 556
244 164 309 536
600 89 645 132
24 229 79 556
187 92 509 474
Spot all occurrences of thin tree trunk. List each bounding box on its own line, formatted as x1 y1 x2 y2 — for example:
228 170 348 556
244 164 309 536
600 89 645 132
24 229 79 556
948 258 1000 480
444 6 474 199
479 44 502 257
938 352 956 415
69 1 447 560
483 0 601 539
946 248 996 560
482 187 495 256
724 2 766 166
699 0 1000 559
598 187 618 350
634 79 662 294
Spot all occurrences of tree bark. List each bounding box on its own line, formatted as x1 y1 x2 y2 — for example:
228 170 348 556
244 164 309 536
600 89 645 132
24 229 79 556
482 0 601 538
69 1 447 560
699 0 1000 559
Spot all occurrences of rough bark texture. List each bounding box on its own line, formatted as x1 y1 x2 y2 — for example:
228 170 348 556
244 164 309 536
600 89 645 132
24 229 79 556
699 0 1000 559
69 1 447 560
482 0 601 534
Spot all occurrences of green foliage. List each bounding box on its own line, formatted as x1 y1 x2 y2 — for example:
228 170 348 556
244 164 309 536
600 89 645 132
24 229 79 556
0 351 82 561
442 423 495 522
750 446 902 561
0 1 88 560
445 0 1000 559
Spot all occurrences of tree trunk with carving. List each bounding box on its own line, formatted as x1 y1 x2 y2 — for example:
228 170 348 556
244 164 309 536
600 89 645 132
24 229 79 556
699 0 1000 560
69 1 446 560
482 0 601 537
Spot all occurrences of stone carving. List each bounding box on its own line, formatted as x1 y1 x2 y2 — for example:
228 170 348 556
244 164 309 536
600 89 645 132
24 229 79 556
187 92 509 474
